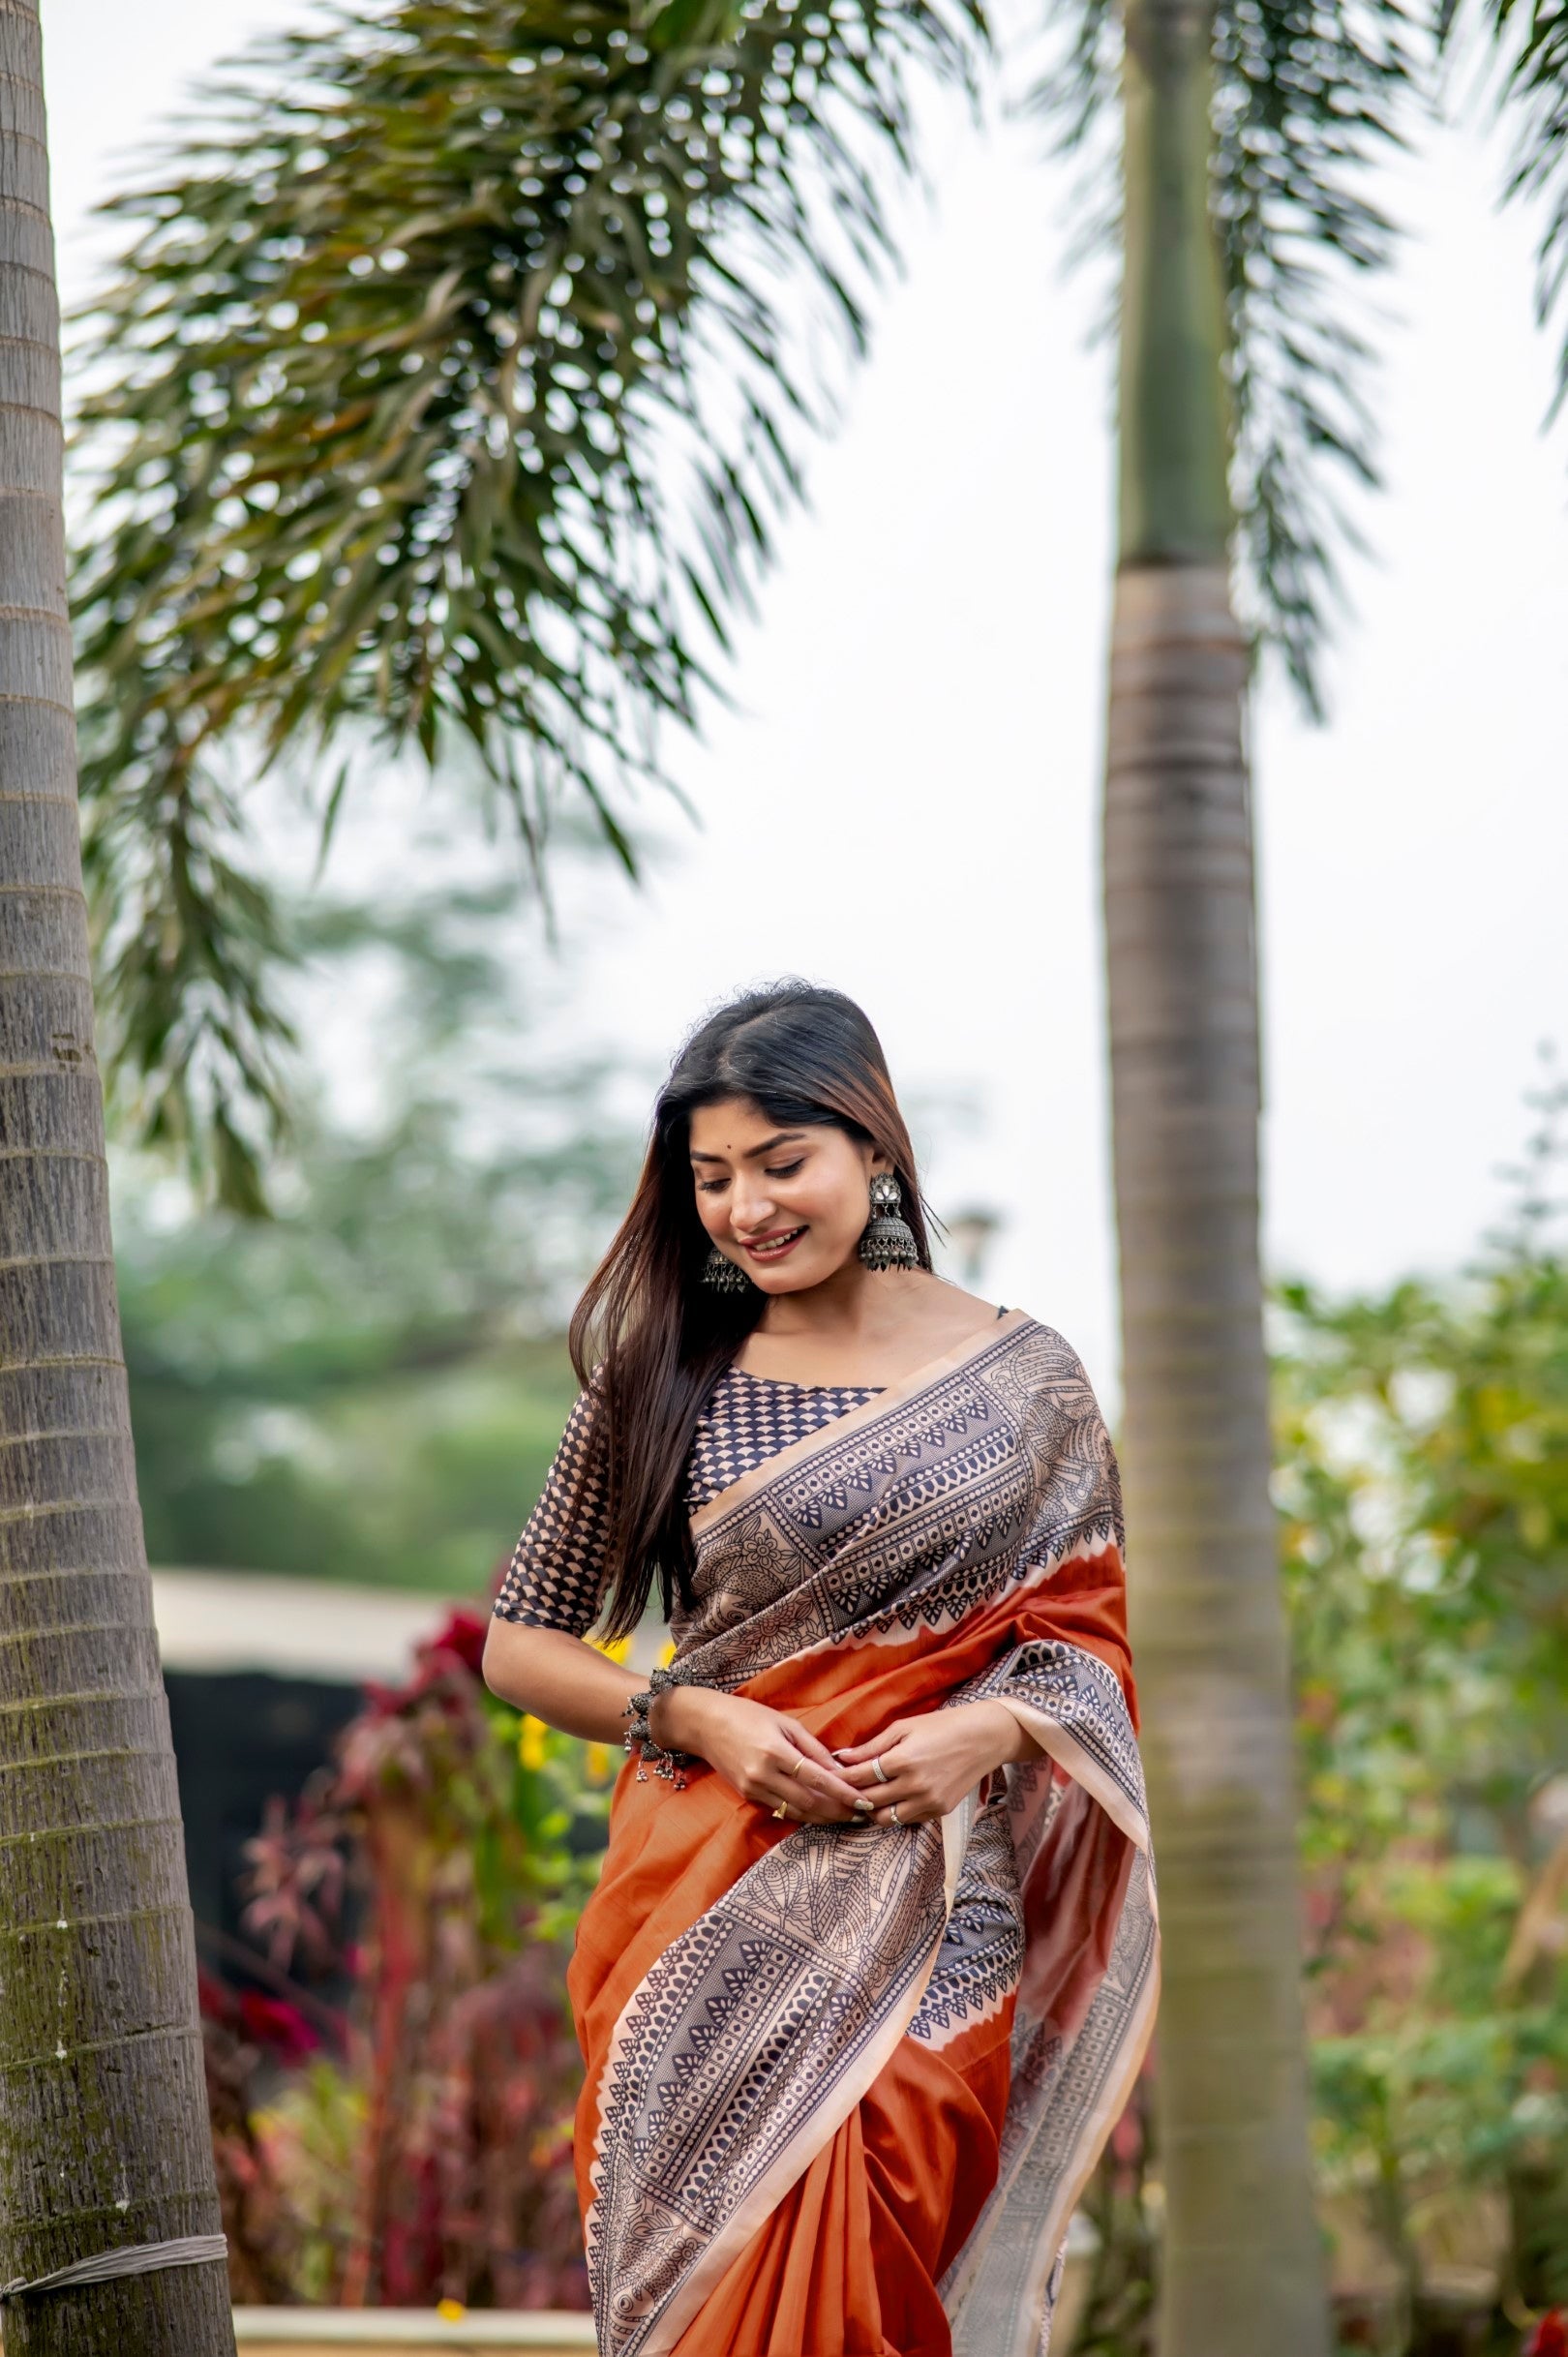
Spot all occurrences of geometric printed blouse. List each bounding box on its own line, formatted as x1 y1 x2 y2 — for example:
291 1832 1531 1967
493 1364 883 1638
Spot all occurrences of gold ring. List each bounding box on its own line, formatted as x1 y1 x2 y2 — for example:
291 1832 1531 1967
788 1757 803 1775
770 1799 789 1820
890 1803 902 1827
871 1755 891 1784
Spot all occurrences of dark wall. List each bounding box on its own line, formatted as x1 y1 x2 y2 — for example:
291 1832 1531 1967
165 1668 362 1948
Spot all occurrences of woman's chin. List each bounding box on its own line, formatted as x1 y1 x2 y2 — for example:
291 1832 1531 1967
746 1251 853 1295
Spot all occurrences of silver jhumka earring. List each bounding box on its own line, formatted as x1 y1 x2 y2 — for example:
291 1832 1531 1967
701 1243 752 1295
859 1172 919 1272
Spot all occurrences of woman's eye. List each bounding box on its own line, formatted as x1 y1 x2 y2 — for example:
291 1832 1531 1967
697 1178 727 1194
765 1161 804 1179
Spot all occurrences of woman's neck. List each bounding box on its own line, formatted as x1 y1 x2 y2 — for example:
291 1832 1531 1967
737 1270 1006 1389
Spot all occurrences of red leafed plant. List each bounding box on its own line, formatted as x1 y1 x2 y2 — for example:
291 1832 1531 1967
1525 2314 1568 2357
219 1600 604 2309
199 1968 306 2304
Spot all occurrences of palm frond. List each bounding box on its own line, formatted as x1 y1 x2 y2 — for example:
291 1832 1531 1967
1028 0 1421 711
1218 0 1417 712
1473 0 1568 424
72 0 983 1198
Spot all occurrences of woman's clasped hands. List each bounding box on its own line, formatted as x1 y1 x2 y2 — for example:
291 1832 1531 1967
648 1688 866 1824
650 1687 1039 1828
835 1701 1039 1827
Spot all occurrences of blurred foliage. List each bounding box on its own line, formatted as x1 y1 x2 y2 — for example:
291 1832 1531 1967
216 1605 623 2307
118 869 643 1587
1076 1067 1568 2356
1278 1065 1568 2348
71 0 980 1192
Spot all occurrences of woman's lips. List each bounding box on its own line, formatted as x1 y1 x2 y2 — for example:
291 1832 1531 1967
741 1224 806 1262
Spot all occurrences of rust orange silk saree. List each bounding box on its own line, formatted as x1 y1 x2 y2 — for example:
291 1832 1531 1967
566 1313 1157 2357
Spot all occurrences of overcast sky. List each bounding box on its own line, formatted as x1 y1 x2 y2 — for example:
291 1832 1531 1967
45 1 1568 1399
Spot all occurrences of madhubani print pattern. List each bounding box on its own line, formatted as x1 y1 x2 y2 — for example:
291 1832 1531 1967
948 1850 1159 2357
966 1640 1148 1837
587 1819 951 2357
685 1368 882 1515
909 1795 1024 2049
678 1322 1124 1688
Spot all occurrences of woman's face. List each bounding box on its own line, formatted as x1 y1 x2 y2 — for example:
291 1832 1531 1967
687 1096 885 1294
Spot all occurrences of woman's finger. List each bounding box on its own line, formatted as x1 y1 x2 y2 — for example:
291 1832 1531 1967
838 1738 916 1791
774 1743 862 1807
859 1768 935 1815
795 1762 873 1820
779 1718 852 1774
831 1723 911 1766
790 1759 867 1814
872 1781 945 1823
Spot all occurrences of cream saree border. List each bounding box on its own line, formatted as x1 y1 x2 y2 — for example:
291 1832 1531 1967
687 1306 1033 1542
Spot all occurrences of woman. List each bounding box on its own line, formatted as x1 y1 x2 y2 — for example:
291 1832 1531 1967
483 982 1157 2357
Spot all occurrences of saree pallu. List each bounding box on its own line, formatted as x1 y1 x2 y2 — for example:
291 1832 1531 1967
568 1313 1158 2357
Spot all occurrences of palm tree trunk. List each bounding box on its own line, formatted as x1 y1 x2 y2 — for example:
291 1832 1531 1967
0 7 235 2349
1103 0 1331 2348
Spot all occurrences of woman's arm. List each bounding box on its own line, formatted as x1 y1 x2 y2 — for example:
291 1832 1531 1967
487 1375 864 1819
482 1619 639 1742
482 1621 867 1822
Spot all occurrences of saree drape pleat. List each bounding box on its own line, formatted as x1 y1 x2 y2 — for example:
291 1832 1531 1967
567 1314 1159 2357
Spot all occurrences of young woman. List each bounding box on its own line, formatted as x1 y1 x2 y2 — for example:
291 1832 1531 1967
483 982 1157 2357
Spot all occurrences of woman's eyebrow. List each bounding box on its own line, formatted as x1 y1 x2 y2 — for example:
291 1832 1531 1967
689 1130 808 1164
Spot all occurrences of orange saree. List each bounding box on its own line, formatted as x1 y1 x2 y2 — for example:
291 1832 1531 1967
514 1314 1158 2357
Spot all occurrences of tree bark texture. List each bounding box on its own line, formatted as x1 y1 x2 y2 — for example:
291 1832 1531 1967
0 7 236 2350
1104 567 1328 2356
1105 0 1333 2346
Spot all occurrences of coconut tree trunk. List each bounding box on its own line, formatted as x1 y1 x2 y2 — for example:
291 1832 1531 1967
0 7 235 2350
1102 0 1331 2348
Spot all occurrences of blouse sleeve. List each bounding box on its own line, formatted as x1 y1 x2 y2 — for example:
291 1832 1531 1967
493 1375 614 1637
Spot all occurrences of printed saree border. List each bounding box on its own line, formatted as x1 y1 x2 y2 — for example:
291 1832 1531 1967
686 1307 1035 1541
998 1697 1154 1859
611 1791 980 2357
949 1856 1160 2357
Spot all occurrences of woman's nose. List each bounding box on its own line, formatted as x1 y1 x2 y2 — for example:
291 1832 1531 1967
730 1184 777 1233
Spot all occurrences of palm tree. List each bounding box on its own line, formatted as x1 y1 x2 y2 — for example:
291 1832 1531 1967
1100 0 1329 2334
64 0 1568 2350
0 6 235 2350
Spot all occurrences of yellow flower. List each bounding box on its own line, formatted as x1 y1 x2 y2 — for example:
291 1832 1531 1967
593 1630 633 1666
585 1741 613 1784
519 1714 548 1772
656 1636 678 1669
437 2297 467 2321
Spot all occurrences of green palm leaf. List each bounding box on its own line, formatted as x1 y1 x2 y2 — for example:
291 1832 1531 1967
1032 0 1418 709
1472 0 1568 423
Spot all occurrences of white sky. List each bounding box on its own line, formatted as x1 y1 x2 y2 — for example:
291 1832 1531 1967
45 1 1568 1401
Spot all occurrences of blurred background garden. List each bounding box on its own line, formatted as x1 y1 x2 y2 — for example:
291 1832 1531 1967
21 0 1568 2346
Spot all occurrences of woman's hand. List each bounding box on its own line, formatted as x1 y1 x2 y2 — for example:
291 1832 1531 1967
835 1701 1041 1827
653 1687 868 1825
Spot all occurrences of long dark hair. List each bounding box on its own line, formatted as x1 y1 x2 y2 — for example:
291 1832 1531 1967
568 980 935 1640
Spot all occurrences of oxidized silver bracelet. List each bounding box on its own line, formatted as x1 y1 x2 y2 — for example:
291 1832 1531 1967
622 1668 695 1788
